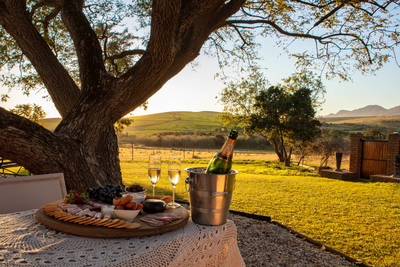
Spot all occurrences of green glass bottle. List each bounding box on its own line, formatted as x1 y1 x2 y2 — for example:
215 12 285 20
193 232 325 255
205 129 239 174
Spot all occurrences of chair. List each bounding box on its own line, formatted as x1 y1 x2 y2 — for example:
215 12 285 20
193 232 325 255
0 157 24 177
0 173 67 214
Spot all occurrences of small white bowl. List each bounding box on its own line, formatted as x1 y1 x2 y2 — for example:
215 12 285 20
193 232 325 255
114 209 140 222
125 189 146 195
122 193 146 204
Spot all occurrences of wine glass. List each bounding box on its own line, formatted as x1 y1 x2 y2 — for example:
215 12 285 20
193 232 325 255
148 155 161 197
168 156 181 208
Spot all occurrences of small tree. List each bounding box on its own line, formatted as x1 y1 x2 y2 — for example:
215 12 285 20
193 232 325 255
9 104 46 125
246 86 321 166
363 125 387 140
219 71 322 166
311 130 349 168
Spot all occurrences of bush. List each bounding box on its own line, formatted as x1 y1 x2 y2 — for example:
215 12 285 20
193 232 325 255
118 132 272 150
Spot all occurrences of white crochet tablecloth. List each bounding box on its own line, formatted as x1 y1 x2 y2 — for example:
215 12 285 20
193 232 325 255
0 209 245 267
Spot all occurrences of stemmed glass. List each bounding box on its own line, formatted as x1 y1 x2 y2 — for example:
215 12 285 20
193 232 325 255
148 155 161 197
168 156 181 208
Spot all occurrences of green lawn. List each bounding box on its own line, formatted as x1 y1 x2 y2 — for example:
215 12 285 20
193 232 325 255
121 159 400 267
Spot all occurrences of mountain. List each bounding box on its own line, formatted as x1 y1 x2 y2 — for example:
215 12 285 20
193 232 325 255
325 105 400 117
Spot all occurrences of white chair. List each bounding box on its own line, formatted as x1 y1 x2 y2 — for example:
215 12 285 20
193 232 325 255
0 173 67 214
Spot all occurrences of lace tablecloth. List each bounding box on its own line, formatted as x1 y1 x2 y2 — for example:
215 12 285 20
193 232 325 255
0 209 245 266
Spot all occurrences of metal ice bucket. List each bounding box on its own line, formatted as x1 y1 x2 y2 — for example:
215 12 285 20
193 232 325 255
185 167 238 226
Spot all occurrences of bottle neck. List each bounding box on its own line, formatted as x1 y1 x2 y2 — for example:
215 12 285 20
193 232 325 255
217 138 236 162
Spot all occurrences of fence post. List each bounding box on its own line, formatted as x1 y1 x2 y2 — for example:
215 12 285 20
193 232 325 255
349 132 364 179
131 142 134 161
386 133 400 175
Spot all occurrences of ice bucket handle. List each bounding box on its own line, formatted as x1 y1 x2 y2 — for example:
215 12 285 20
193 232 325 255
185 177 191 192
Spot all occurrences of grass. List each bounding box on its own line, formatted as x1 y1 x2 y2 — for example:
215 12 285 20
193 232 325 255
119 147 400 267
43 112 400 135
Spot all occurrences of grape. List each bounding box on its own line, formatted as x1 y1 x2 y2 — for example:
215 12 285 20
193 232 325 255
86 184 126 204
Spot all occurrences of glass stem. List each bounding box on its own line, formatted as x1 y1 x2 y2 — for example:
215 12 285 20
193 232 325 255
153 184 155 197
172 185 175 204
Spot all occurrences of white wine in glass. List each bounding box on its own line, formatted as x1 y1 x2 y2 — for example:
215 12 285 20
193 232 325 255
168 156 181 208
148 155 161 197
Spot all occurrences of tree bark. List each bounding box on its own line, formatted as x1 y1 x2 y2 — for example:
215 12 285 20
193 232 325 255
0 0 244 193
266 137 285 162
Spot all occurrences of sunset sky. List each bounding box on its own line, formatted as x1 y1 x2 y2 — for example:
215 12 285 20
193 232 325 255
1 38 399 119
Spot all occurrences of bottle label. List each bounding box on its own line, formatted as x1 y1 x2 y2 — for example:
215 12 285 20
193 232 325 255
226 144 233 153
217 151 232 162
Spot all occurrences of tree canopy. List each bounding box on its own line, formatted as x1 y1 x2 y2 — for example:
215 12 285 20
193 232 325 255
0 0 399 191
219 71 322 165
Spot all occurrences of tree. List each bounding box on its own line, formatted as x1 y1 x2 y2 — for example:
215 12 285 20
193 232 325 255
311 129 349 168
246 86 321 166
219 71 323 164
9 103 46 125
0 1 399 192
363 125 387 140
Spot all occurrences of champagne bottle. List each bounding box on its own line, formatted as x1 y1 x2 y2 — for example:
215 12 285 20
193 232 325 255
205 129 239 174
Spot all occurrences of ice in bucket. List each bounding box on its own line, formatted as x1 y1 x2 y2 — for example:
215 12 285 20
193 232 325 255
185 167 238 226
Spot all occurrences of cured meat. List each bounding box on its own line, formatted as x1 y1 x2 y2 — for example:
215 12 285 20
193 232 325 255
140 213 183 227
86 200 109 209
85 211 97 218
77 204 96 210
59 204 78 211
94 212 103 219
65 207 82 215
103 213 113 219
77 208 91 217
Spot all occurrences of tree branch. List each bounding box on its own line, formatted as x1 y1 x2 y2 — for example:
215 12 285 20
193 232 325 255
0 107 73 175
0 0 80 118
105 49 145 61
313 3 345 27
61 0 109 92
225 19 373 62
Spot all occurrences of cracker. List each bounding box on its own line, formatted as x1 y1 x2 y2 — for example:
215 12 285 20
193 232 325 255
113 221 131 229
44 206 60 212
70 217 87 223
54 212 69 218
55 213 71 219
84 218 101 225
125 222 141 229
106 220 127 228
61 215 78 222
101 219 121 227
77 217 95 224
92 218 111 226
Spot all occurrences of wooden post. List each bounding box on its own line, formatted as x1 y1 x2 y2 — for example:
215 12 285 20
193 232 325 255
131 142 134 160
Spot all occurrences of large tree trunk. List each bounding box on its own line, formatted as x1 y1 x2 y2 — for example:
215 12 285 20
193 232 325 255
0 0 245 193
0 108 122 192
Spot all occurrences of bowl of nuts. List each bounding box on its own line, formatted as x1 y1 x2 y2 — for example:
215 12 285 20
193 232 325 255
125 184 146 195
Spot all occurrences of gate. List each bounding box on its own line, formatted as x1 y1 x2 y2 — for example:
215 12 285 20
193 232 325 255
361 140 387 178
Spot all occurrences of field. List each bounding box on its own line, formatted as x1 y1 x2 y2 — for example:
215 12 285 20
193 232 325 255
119 146 400 267
321 115 400 132
43 112 400 135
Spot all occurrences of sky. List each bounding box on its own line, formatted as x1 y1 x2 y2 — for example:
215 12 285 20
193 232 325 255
1 36 399 119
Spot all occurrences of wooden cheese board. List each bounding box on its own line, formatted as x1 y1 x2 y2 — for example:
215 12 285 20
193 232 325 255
36 200 189 238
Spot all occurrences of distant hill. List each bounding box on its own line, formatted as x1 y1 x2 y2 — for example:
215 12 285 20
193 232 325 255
44 111 224 135
43 110 400 134
325 105 400 117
